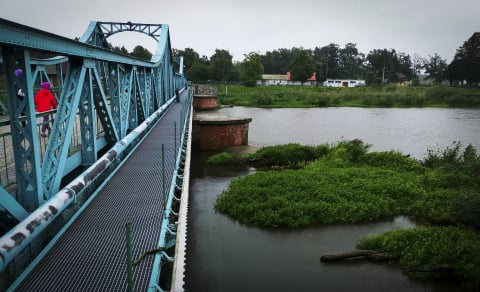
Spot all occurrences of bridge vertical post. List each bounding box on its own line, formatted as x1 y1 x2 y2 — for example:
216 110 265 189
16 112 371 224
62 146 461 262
162 144 166 206
1 45 43 211
174 121 177 156
125 222 134 292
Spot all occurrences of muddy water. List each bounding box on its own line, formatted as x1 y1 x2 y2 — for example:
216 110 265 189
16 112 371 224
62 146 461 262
185 107 479 292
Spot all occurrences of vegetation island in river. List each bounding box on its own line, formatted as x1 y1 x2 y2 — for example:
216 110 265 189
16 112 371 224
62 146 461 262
210 140 480 291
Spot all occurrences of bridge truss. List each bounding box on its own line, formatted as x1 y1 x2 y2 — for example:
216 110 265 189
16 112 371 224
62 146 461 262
0 18 189 291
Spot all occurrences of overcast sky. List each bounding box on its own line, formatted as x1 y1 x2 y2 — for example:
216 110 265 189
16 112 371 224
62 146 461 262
2 0 479 63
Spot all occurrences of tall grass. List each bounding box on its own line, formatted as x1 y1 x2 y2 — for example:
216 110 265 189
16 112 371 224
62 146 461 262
219 85 480 108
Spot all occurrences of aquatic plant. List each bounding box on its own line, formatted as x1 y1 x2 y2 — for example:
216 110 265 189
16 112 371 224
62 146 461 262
357 226 480 291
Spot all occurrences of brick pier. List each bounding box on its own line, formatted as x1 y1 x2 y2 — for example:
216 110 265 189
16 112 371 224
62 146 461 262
192 113 252 150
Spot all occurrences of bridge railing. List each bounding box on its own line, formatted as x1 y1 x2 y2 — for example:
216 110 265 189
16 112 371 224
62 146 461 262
0 17 185 210
0 108 106 189
0 18 187 289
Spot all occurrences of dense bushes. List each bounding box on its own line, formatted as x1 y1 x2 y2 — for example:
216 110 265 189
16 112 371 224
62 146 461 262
357 227 480 290
213 140 480 289
215 140 480 228
207 152 236 165
242 143 330 167
215 142 428 227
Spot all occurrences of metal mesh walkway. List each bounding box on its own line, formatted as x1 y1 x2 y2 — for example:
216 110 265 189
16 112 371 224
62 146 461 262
15 94 187 291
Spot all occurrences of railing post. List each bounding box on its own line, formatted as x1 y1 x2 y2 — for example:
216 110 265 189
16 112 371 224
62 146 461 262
125 222 134 292
162 144 166 204
174 121 177 156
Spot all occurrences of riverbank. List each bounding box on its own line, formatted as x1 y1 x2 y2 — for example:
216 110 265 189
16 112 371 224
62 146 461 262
217 85 480 108
213 141 480 290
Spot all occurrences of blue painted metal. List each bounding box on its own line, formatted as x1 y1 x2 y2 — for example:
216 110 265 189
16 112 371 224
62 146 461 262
1 46 44 211
148 88 193 291
0 98 175 273
0 188 28 221
0 18 187 289
80 22 163 47
0 20 153 67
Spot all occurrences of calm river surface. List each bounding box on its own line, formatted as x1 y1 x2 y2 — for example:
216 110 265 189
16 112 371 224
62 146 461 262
185 107 480 292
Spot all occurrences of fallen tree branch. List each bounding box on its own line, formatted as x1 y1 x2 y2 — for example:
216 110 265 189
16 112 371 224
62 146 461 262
320 250 399 262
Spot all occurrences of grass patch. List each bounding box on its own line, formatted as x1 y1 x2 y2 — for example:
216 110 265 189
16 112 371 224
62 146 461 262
207 152 237 165
218 85 480 108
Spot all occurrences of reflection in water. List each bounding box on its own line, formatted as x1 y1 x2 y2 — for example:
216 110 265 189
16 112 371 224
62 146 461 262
185 108 478 292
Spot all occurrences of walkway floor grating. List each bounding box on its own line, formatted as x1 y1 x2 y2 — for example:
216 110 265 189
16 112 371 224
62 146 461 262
15 94 187 291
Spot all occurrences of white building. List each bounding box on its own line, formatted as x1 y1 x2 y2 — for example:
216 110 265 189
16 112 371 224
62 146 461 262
323 79 366 87
258 74 290 86
257 72 317 86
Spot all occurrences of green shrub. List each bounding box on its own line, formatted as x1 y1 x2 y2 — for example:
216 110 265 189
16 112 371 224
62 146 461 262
450 190 480 228
362 151 425 173
424 86 455 103
317 96 330 107
207 152 236 165
333 139 371 163
242 143 329 167
398 93 426 106
252 93 273 106
423 142 480 181
446 94 470 107
378 96 394 107
357 227 480 290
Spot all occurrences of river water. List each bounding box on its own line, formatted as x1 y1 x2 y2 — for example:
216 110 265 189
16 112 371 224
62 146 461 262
185 107 480 292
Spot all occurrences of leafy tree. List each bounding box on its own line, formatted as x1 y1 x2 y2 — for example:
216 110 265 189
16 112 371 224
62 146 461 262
227 62 241 82
110 45 129 55
174 47 200 72
366 49 398 84
130 45 152 60
240 52 264 87
338 43 365 79
412 53 426 77
447 32 480 85
446 58 464 86
186 62 210 82
210 49 233 82
424 53 447 84
314 43 340 81
396 53 413 78
289 49 315 83
261 48 295 74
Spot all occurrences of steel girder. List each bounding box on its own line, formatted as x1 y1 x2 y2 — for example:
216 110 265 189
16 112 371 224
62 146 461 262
0 46 42 212
0 19 153 67
41 59 86 198
80 22 163 49
120 66 134 137
0 19 189 291
0 18 186 212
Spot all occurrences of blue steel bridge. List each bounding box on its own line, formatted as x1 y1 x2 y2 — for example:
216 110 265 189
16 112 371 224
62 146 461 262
0 18 192 291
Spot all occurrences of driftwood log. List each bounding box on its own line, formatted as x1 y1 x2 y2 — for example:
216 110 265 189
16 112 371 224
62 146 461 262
321 251 454 275
320 250 399 262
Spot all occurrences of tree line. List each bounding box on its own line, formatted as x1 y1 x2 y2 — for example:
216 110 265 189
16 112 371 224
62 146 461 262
117 33 480 87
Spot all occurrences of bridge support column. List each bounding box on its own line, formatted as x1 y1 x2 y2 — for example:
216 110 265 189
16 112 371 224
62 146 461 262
192 113 252 150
